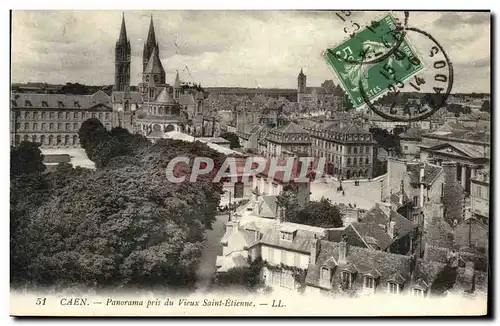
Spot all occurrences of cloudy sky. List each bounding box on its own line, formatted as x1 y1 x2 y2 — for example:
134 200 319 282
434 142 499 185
11 10 490 92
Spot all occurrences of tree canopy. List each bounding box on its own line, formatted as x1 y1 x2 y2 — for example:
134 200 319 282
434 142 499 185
287 198 344 228
11 121 226 290
219 132 241 149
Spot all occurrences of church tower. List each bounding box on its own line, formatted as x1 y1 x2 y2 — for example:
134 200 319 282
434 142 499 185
114 13 131 92
297 68 307 104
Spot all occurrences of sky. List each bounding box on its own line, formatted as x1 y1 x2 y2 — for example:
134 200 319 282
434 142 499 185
11 10 490 93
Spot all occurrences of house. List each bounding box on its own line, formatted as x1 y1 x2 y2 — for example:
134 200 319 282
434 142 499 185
470 168 490 222
304 236 487 298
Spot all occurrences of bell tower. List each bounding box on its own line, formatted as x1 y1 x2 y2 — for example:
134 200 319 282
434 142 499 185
114 13 131 92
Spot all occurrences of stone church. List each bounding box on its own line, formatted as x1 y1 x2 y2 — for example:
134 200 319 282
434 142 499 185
112 14 209 139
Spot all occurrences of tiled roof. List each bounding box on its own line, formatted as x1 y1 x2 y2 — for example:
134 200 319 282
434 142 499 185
111 91 143 104
274 121 308 134
406 162 443 185
360 205 417 241
305 240 412 290
350 222 393 251
216 251 250 272
256 222 326 254
11 91 112 109
155 87 175 104
254 195 278 218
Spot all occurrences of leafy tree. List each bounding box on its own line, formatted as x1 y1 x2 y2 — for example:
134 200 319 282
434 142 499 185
10 141 46 176
212 257 263 291
11 127 225 290
289 198 344 228
219 132 241 149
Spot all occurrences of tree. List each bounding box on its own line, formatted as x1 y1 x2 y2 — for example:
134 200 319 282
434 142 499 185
212 257 264 291
219 132 241 149
288 198 344 228
10 141 46 176
11 127 225 290
480 100 490 113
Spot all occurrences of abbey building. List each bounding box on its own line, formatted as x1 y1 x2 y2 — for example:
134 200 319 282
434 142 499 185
10 14 209 148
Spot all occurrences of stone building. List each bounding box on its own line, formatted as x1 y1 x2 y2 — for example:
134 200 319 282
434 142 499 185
470 168 490 222
264 121 312 158
10 91 114 148
302 120 376 179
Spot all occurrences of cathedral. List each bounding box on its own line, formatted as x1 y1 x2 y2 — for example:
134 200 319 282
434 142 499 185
297 69 346 112
112 14 209 139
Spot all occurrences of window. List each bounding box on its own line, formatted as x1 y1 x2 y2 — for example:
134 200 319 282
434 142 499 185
74 123 78 130
56 135 62 145
32 135 37 143
24 111 29 119
387 282 400 294
412 196 419 207
74 112 78 119
280 232 292 241
64 135 70 145
24 123 29 130
50 112 54 119
58 101 64 108
33 123 38 130
42 101 48 108
66 123 70 130
321 267 330 280
360 146 364 154
23 135 29 142
99 113 103 120
40 135 45 144
66 112 70 119
364 276 375 289
347 158 351 165
41 123 45 130
74 101 80 108
365 146 370 153
58 112 62 119
365 158 369 164
72 135 78 145
341 271 352 288
476 185 482 198
58 123 62 130
412 288 424 297
49 123 54 130
353 158 357 166
404 145 409 150
41 112 45 119
353 147 358 154
347 147 351 154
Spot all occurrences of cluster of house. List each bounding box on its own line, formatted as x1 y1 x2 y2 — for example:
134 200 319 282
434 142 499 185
215 152 489 298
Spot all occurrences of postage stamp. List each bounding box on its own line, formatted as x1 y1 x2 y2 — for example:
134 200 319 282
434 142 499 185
324 13 424 109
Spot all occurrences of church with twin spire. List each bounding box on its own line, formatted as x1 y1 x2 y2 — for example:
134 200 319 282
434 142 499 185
112 13 208 138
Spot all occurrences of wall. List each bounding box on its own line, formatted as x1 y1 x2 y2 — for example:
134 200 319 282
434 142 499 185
260 245 310 269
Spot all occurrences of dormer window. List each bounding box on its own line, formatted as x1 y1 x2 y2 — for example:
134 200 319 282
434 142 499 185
74 101 80 108
411 288 424 297
364 276 375 290
280 231 293 241
25 100 32 107
42 101 48 107
58 101 64 108
321 267 330 280
341 271 352 288
387 282 401 294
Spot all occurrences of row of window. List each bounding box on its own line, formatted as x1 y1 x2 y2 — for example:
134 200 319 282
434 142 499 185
313 140 372 155
311 132 371 142
346 157 371 166
324 270 425 297
14 122 111 132
268 270 295 290
14 134 79 146
15 111 111 121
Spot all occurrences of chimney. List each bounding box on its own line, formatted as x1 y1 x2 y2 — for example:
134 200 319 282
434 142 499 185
310 235 321 264
388 221 396 239
419 164 425 207
339 234 349 264
399 180 404 206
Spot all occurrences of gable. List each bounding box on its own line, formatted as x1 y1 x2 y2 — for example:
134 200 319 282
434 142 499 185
426 143 473 158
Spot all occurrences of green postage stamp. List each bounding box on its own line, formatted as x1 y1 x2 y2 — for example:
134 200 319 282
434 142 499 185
324 13 424 108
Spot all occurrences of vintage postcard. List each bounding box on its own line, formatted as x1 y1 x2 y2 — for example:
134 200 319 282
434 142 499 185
10 9 490 317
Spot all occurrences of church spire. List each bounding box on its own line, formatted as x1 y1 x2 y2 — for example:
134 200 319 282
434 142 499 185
146 14 157 47
118 12 128 44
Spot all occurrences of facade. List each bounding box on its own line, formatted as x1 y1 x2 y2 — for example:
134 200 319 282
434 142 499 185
419 123 490 192
470 169 490 221
264 122 312 158
10 91 114 148
302 120 376 179
399 128 424 160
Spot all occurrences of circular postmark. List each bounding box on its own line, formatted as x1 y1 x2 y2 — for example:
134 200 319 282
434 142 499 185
358 27 454 122
331 11 410 65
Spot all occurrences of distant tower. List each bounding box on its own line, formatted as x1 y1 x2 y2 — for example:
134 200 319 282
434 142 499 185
174 70 181 100
297 68 307 104
114 13 131 92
